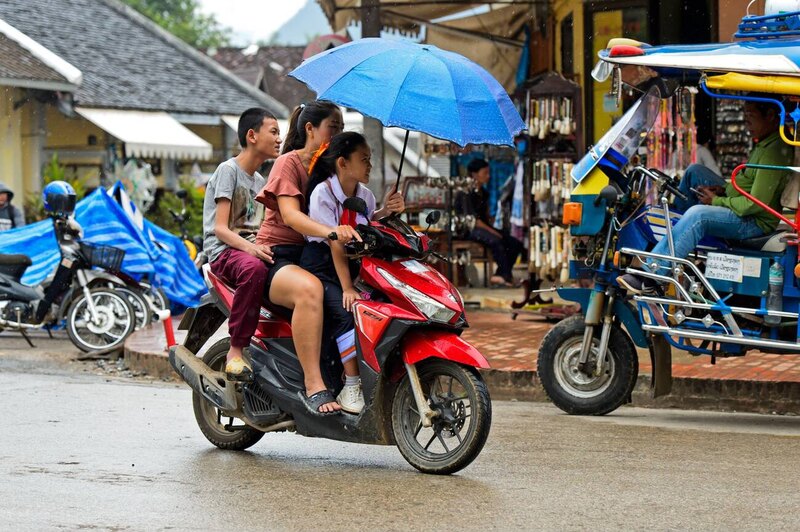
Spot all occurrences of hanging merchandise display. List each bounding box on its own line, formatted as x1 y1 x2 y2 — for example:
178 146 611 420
528 96 577 139
643 87 698 178
715 99 751 178
511 72 583 319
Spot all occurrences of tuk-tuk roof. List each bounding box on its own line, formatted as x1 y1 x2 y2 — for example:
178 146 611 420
599 38 800 78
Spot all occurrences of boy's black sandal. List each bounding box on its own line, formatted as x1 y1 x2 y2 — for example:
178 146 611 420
299 389 340 417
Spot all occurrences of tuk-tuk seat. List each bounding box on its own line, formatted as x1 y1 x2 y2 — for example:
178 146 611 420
727 230 788 253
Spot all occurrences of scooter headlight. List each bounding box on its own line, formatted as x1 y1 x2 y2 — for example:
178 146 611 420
377 268 456 323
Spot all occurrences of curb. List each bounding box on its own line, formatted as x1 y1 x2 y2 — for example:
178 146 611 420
124 338 800 415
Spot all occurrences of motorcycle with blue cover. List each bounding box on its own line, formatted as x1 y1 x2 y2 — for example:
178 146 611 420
0 181 136 353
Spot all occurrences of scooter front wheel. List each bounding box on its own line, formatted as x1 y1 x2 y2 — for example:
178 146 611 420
392 360 491 475
538 315 638 415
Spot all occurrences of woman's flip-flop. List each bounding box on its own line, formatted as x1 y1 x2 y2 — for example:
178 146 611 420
299 389 340 417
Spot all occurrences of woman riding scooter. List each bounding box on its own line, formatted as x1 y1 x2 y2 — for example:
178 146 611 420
254 101 361 416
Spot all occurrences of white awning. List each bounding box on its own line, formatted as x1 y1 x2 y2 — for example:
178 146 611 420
75 107 213 160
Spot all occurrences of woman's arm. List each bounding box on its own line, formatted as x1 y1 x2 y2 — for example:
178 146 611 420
277 195 361 241
214 199 273 262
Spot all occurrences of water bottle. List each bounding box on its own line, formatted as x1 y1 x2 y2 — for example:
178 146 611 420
765 261 784 326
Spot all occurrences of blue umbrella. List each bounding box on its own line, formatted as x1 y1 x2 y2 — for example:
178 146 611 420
289 38 526 148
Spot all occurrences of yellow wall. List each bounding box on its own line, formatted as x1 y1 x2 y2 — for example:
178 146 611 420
553 0 586 143
553 0 584 82
0 87 24 198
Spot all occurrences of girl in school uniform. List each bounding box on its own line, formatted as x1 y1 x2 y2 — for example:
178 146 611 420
301 131 404 413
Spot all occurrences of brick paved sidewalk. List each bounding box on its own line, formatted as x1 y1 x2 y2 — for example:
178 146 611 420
126 310 800 383
125 309 800 413
463 311 800 383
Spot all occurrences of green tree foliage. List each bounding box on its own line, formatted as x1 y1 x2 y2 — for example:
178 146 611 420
122 0 231 48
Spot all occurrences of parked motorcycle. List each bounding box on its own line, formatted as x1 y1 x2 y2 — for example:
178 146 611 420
0 182 136 352
170 201 492 474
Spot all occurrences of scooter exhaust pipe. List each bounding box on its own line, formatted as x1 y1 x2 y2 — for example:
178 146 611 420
0 316 47 330
168 345 239 412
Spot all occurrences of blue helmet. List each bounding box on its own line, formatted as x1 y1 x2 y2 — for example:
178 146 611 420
42 181 77 217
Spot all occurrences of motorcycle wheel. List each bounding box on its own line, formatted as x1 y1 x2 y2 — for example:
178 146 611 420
538 315 638 416
192 338 264 451
392 360 491 475
66 288 136 352
114 286 151 330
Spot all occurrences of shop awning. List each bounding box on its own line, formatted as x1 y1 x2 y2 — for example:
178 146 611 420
315 1 531 91
75 107 213 160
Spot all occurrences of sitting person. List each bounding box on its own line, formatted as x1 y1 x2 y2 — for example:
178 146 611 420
202 107 280 379
300 132 404 413
255 100 360 416
618 96 794 294
0 182 26 232
456 158 524 287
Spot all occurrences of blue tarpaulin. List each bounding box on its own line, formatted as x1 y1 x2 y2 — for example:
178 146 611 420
0 185 206 307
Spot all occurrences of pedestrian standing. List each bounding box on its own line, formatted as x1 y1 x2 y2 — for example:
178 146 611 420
0 182 26 232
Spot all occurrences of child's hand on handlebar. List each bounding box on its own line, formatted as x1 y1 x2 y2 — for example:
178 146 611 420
246 242 274 263
342 287 362 311
329 225 362 243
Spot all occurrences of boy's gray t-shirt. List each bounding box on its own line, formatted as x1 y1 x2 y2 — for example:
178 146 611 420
203 158 266 263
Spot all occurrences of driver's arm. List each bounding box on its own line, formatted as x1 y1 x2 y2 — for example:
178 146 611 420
712 150 791 217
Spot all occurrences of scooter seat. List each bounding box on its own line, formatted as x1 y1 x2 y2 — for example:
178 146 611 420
727 231 787 253
0 254 32 281
0 254 32 267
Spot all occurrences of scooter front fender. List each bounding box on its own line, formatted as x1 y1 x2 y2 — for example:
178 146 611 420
402 330 490 369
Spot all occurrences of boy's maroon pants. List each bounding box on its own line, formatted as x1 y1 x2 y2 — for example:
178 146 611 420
210 248 269 348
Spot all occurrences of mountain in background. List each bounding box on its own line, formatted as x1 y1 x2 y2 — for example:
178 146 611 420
267 0 332 45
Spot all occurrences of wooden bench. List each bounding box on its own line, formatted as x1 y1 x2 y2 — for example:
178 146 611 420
452 240 490 287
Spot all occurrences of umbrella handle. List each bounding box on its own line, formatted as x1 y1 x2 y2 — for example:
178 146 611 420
392 130 411 199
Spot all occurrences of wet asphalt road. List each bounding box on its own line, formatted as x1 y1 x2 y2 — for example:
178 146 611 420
1 332 799 531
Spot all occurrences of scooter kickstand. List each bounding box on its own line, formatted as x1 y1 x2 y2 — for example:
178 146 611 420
19 328 35 348
405 362 438 428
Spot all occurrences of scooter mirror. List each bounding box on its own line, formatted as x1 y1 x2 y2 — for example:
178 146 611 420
343 197 368 216
425 210 441 226
596 185 620 207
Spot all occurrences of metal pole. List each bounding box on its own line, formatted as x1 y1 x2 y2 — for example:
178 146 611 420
361 0 385 198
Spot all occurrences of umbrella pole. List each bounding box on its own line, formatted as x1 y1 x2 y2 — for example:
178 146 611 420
392 130 410 195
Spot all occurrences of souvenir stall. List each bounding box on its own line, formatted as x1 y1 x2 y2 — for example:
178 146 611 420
511 72 583 319
403 140 518 288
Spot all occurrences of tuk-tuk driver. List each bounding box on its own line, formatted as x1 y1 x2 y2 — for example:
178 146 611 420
618 95 794 294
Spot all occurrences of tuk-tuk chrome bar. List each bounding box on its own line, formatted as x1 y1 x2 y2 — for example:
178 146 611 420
621 248 744 336
641 324 800 351
625 268 694 303
621 248 726 302
633 295 799 319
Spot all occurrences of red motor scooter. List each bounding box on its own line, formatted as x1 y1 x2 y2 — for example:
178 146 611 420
169 201 492 474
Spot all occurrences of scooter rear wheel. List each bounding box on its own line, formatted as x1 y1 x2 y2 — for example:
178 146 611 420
192 339 264 451
392 360 491 475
